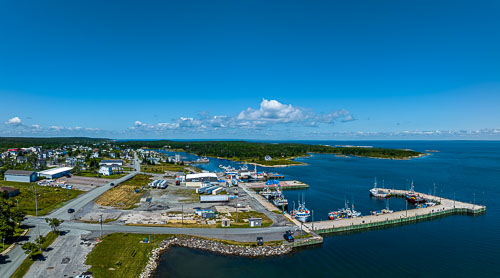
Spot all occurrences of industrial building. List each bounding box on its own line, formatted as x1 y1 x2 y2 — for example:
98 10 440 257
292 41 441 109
99 159 124 166
4 170 37 183
185 173 218 188
38 167 73 179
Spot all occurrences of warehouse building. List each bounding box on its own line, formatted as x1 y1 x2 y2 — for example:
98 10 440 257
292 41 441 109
99 159 124 166
185 172 218 188
38 167 73 179
4 170 37 183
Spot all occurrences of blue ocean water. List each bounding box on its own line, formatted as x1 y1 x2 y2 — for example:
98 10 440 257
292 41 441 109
154 141 500 278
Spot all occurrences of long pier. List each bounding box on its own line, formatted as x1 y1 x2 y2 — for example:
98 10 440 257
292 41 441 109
246 180 309 191
304 188 486 235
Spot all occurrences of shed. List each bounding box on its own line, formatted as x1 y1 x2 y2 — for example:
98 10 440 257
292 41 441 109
0 186 20 197
221 218 230 227
4 170 37 183
249 218 262 227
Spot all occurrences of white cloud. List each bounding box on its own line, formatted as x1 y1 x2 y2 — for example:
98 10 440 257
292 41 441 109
237 99 306 124
5 116 22 126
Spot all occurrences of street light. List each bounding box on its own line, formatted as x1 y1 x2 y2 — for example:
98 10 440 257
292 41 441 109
99 214 103 239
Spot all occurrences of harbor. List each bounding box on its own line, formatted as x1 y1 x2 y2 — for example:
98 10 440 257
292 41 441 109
304 188 486 235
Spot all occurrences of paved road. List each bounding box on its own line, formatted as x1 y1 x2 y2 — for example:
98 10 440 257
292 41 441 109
0 153 295 277
0 153 141 277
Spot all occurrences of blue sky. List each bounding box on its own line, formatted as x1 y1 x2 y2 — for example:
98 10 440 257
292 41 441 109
1 0 499 139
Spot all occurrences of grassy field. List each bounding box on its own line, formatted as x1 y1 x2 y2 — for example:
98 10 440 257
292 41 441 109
169 187 199 203
0 181 84 216
76 170 128 179
221 211 273 228
10 231 59 278
86 233 173 278
141 163 184 173
95 174 151 209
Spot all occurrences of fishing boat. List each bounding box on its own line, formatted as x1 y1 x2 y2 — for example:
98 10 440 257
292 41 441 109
290 197 311 222
259 186 275 199
328 201 362 220
405 181 425 203
273 194 289 209
369 178 391 198
195 156 210 163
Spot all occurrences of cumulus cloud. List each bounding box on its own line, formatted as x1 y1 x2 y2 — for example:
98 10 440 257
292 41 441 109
129 99 355 134
5 117 22 126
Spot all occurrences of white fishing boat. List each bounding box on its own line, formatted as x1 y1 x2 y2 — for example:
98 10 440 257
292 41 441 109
291 196 311 222
369 178 391 198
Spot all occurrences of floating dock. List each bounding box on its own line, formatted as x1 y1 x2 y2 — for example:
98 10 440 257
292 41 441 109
247 180 309 191
305 188 486 235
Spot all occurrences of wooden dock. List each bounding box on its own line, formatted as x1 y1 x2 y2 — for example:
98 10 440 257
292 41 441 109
246 180 309 191
305 188 486 235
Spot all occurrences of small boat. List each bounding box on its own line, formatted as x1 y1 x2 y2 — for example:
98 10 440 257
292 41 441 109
371 199 393 215
328 201 362 220
405 181 425 203
369 178 391 198
273 194 289 209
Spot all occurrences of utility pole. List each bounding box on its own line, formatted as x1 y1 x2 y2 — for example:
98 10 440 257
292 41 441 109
405 199 408 217
181 205 184 225
236 203 239 223
34 186 38 217
16 199 19 209
473 192 476 210
2 237 4 251
99 214 103 239
37 225 42 253
453 192 456 209
312 210 314 231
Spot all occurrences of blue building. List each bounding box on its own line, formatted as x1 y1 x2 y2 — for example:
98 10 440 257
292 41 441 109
4 170 37 183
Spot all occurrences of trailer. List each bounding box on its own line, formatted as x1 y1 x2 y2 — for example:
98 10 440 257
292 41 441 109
200 195 229 203
212 187 224 195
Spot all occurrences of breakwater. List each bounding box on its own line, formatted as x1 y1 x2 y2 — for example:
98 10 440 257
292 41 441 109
140 236 292 278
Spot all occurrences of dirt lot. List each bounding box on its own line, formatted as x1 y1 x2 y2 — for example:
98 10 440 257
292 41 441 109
58 176 113 191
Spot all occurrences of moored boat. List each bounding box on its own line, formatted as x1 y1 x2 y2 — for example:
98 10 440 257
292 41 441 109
405 181 425 203
328 201 362 220
369 178 391 198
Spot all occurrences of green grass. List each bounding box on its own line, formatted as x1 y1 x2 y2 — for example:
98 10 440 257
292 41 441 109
1 181 84 216
76 170 127 179
86 233 173 278
142 163 185 173
10 231 59 278
220 211 273 228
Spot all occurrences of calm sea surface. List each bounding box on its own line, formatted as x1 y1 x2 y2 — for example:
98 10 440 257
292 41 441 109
155 141 500 278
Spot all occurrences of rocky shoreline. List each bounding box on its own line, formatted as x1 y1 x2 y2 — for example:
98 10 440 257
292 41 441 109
140 236 292 278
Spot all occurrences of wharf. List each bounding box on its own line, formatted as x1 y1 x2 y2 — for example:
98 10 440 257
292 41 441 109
305 188 486 235
247 180 309 191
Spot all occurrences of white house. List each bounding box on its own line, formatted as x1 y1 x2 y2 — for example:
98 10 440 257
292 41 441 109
98 166 113 176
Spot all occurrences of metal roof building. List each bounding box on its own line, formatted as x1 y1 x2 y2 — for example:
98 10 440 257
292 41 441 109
4 170 37 183
38 167 73 179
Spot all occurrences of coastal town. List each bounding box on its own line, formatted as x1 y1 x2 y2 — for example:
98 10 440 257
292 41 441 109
0 138 486 278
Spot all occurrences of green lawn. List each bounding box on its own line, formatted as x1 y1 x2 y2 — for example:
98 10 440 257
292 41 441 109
86 233 173 278
142 163 184 173
10 231 59 278
76 170 127 179
1 181 84 216
220 211 273 228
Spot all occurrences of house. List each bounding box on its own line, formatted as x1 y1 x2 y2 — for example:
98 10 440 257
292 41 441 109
264 155 272 161
16 156 28 164
0 186 20 197
4 170 38 183
195 209 215 219
98 166 113 176
38 167 72 179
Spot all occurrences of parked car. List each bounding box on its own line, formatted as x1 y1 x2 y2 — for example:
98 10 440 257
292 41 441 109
257 237 264 246
283 230 294 242
67 208 75 213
